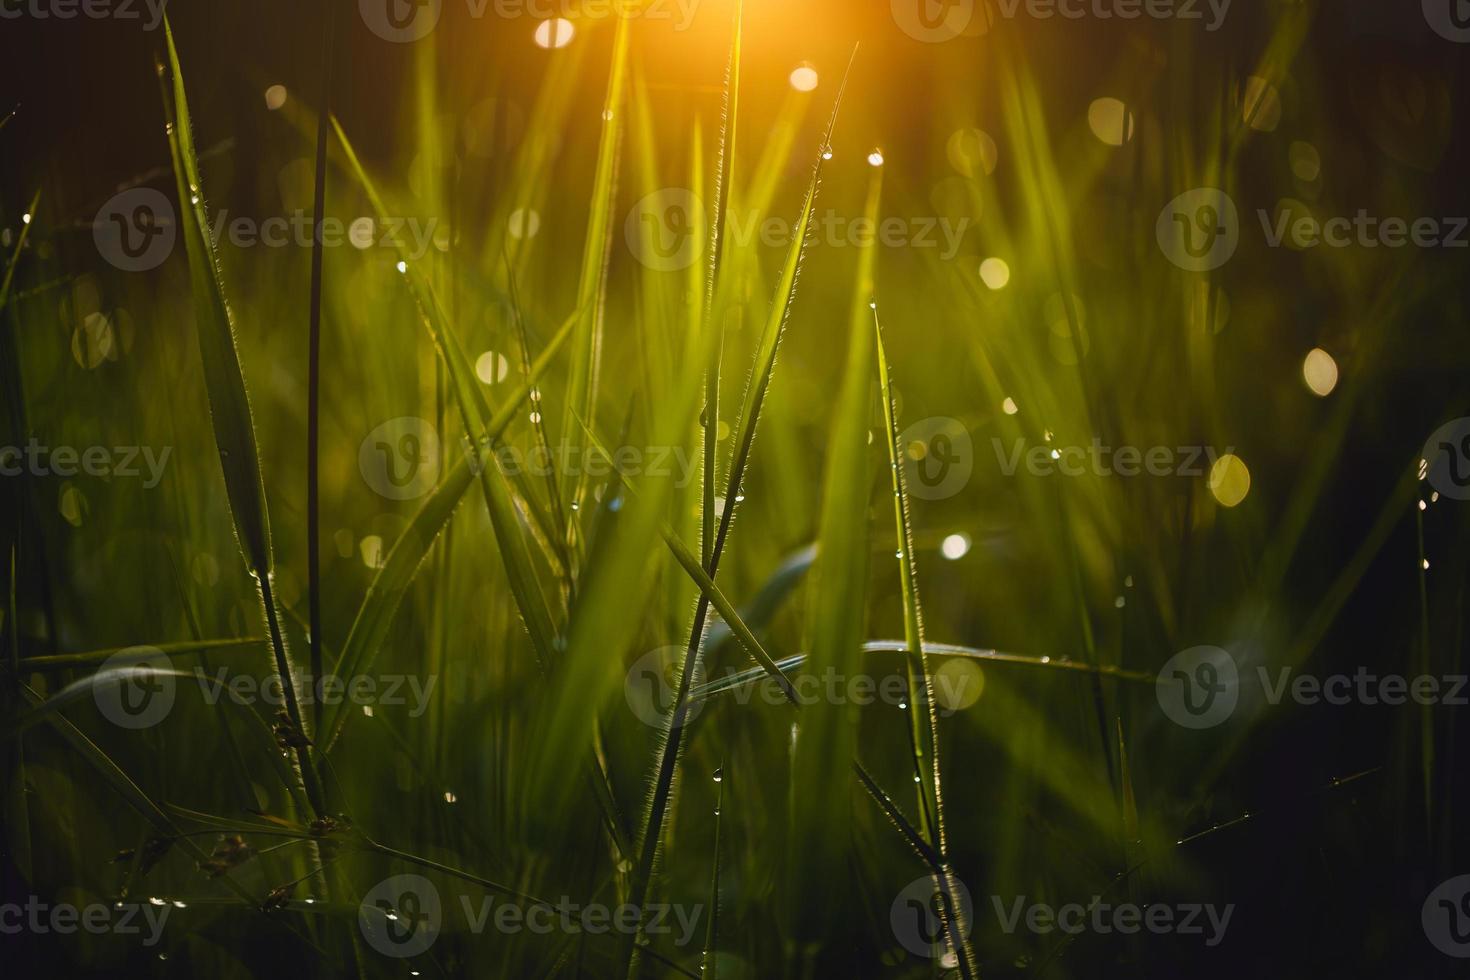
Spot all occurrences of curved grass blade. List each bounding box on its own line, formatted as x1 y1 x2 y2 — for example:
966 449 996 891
318 311 578 753
159 19 325 818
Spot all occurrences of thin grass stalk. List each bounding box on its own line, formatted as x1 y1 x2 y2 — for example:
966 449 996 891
158 19 327 819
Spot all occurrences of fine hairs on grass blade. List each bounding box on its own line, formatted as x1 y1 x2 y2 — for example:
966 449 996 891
158 18 326 819
786 153 876 962
875 303 980 978
625 45 857 968
854 762 976 979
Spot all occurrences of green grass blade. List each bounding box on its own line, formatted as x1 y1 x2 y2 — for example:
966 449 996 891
0 189 39 314
786 157 876 954
159 18 325 818
318 311 580 752
331 118 561 671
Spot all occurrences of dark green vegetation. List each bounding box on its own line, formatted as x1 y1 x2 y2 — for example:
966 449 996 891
2 1 1468 976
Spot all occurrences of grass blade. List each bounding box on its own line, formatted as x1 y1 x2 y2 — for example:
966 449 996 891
159 17 325 818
